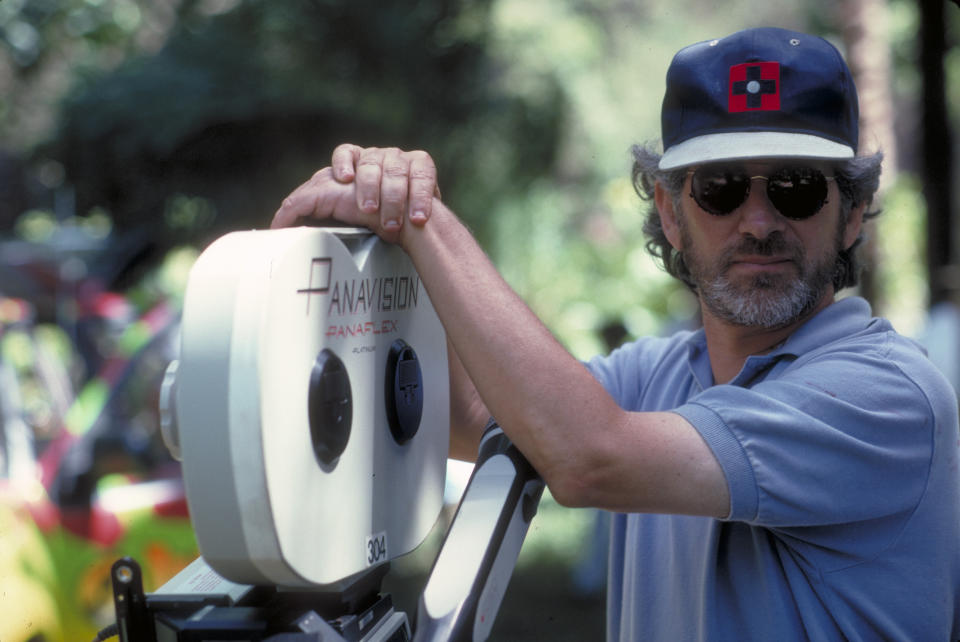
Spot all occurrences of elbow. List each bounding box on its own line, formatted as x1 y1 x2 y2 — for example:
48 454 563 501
546 481 593 509
524 411 624 509
539 457 607 509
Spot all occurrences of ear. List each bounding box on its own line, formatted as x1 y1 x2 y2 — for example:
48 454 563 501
843 201 867 250
655 181 684 250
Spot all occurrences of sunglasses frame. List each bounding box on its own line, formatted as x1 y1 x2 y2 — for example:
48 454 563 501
687 165 836 221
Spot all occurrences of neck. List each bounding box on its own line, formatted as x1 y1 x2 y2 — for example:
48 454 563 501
700 292 835 384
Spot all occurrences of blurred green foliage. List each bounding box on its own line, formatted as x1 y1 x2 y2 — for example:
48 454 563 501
0 0 955 350
0 1 957 639
35 1 563 248
875 175 929 332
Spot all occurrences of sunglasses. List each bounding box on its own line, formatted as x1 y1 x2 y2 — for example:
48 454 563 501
688 165 835 220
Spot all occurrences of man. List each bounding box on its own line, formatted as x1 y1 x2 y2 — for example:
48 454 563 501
273 27 960 640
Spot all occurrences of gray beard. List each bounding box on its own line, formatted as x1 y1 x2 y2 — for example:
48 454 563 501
697 271 826 329
681 228 840 329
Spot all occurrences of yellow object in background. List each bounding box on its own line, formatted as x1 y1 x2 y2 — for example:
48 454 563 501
0 499 62 642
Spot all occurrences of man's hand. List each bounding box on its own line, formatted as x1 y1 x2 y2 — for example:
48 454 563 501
331 144 441 228
272 144 440 245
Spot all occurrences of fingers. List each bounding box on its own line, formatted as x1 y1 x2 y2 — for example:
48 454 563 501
270 165 403 245
331 143 363 182
352 147 383 218
351 146 440 229
408 151 438 226
273 144 441 242
379 148 409 231
270 167 361 230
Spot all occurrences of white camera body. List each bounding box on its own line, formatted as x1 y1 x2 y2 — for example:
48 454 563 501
172 227 449 588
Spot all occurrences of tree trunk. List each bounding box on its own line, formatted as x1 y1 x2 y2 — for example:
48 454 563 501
838 0 899 307
919 0 954 306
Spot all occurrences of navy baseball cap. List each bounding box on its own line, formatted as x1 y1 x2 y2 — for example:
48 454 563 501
659 27 859 170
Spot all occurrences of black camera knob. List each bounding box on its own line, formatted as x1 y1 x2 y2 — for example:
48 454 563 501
308 349 353 466
385 340 424 445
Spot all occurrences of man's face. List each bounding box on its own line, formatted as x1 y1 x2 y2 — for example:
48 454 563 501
671 161 854 329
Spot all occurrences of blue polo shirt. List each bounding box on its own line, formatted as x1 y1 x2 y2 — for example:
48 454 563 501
587 297 960 641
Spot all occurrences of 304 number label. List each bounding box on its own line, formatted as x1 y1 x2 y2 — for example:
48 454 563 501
366 531 388 566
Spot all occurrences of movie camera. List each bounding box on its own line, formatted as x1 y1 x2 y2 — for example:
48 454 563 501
110 228 544 642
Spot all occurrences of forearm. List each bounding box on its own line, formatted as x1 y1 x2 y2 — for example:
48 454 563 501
399 200 624 499
447 339 489 462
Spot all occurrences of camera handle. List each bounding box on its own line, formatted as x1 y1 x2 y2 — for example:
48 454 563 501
414 419 544 642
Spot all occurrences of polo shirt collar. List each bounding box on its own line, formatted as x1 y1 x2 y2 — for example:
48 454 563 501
685 296 875 389
770 296 874 358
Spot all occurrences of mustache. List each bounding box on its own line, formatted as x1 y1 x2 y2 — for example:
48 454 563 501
721 232 802 264
732 232 790 255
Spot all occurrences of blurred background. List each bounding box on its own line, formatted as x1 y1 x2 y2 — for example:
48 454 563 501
0 0 958 640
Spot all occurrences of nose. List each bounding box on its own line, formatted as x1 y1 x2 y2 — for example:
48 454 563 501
736 177 786 240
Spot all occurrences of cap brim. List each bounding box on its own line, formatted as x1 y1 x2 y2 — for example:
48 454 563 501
659 132 856 170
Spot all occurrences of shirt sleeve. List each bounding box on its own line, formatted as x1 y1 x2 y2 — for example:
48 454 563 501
586 332 697 411
675 331 935 533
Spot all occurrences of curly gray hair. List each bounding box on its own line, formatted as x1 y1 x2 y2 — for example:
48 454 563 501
630 144 884 292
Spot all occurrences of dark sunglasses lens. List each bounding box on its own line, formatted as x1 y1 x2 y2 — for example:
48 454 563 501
691 169 750 216
766 167 829 220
